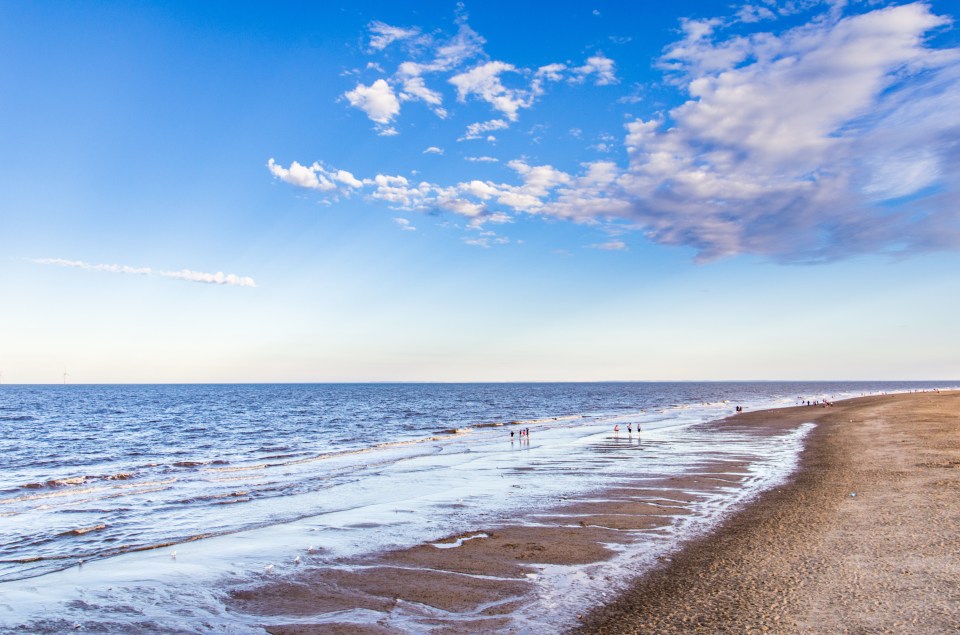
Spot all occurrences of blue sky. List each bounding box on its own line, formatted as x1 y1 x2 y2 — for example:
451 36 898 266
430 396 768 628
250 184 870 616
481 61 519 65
2 0 959 383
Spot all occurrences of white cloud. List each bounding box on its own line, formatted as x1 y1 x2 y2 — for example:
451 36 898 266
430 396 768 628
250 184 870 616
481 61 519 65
423 146 444 155
31 258 256 287
460 118 509 140
464 156 498 162
573 53 618 85
535 63 567 82
736 4 777 23
266 159 336 191
612 2 960 260
617 85 645 104
462 180 499 199
861 150 941 201
276 4 960 261
344 79 401 126
368 173 425 208
588 240 627 251
267 159 365 196
449 61 534 121
659 17 748 79
393 217 417 231
334 169 363 189
159 270 257 287
344 17 624 135
368 21 421 52
463 232 510 248
31 258 151 275
432 21 486 70
507 160 572 197
399 76 447 118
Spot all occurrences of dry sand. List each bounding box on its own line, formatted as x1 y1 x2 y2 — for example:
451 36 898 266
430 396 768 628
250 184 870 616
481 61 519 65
231 391 960 634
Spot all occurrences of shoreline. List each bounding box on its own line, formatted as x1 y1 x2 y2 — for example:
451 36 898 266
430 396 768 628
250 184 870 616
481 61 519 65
574 390 960 634
5 388 951 632
227 392 960 633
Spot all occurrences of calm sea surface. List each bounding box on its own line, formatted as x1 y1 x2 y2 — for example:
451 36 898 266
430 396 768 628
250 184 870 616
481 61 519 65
0 381 954 632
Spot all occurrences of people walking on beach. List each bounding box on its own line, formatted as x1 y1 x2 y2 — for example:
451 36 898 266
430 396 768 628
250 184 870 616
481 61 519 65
627 424 632 434
614 424 619 433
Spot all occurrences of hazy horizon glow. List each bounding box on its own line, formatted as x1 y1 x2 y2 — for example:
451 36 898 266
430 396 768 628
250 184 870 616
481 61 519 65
1 1 959 383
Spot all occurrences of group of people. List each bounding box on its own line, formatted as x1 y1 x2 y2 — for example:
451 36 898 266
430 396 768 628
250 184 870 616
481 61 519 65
510 428 531 439
613 424 641 434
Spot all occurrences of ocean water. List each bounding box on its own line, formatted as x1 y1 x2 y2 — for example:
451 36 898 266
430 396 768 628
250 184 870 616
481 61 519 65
0 381 953 632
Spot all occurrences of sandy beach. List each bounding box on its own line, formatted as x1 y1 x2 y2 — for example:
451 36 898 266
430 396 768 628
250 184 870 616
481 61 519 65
229 391 960 634
575 391 960 634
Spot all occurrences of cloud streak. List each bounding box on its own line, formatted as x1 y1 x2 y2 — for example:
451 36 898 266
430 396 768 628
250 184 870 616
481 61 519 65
31 258 256 288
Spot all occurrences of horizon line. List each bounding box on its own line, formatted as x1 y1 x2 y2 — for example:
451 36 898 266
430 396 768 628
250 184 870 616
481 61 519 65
2 379 958 386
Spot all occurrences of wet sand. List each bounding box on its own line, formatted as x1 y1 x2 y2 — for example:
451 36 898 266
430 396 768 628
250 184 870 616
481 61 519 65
231 391 960 634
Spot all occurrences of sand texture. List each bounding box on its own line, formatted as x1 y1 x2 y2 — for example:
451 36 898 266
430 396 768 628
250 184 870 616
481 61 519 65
575 391 960 634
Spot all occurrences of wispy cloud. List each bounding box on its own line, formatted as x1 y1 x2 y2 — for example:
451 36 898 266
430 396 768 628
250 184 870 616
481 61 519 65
159 269 256 287
30 258 152 275
588 240 627 251
393 217 417 231
460 118 509 141
31 258 256 287
463 232 510 248
367 21 422 52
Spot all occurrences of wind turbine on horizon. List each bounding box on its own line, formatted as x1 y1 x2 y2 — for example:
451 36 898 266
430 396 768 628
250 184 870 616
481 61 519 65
63 369 70 385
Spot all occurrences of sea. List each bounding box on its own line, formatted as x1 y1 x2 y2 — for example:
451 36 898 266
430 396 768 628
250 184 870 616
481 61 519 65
0 381 954 633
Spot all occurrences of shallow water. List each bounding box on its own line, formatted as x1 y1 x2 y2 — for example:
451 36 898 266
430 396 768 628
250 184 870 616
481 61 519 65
0 381 953 632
